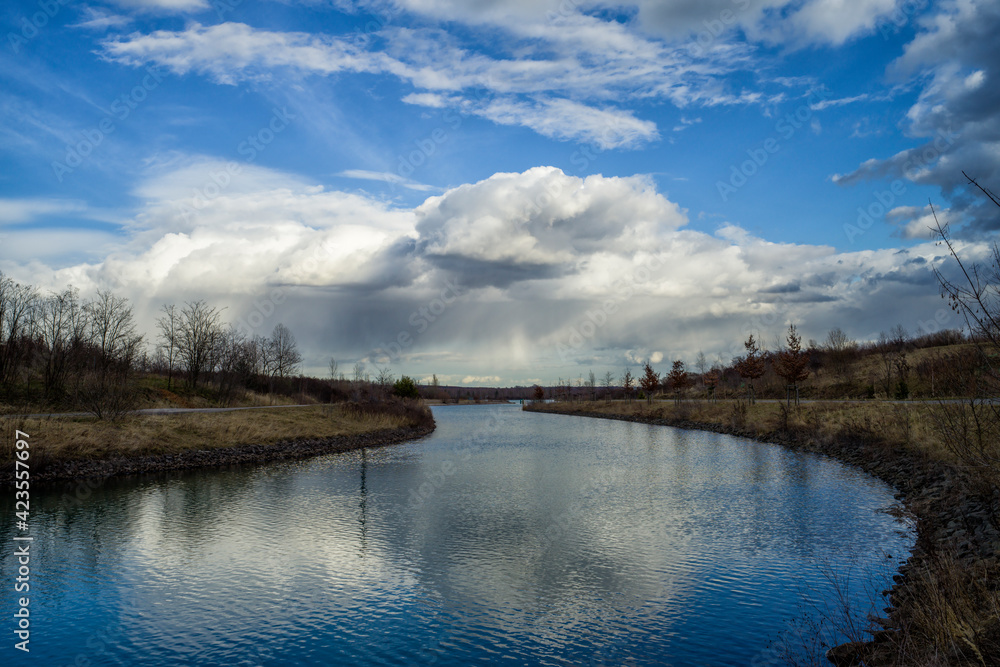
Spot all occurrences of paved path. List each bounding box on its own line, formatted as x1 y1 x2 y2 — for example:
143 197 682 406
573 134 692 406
18 404 315 419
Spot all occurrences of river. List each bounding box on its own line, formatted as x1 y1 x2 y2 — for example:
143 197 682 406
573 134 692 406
1 404 913 665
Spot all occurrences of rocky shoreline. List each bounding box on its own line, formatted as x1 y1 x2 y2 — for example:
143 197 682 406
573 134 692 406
13 420 437 487
524 404 1000 665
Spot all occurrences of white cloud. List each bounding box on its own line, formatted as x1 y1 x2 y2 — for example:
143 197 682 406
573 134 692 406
0 198 87 224
108 0 209 12
401 92 452 108
838 0 1000 234
102 22 380 85
462 375 501 384
2 163 962 382
0 228 120 263
886 205 946 240
98 18 756 147
786 0 898 46
472 97 658 149
338 169 437 192
809 94 868 111
71 7 132 30
415 167 685 271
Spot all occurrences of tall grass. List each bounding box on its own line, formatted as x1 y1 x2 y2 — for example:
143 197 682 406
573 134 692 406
0 400 432 475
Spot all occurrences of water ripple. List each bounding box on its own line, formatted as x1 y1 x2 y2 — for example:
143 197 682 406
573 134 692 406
0 404 913 666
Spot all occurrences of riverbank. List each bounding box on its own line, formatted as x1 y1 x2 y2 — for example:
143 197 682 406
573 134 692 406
524 400 1000 665
1 401 435 485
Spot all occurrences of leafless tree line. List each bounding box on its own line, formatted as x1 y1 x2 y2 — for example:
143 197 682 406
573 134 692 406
0 275 302 417
155 301 302 396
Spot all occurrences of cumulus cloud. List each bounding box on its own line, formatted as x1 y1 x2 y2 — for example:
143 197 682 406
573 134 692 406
414 167 686 282
0 162 966 383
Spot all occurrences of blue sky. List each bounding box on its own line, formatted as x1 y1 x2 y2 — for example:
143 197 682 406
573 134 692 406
1 0 998 385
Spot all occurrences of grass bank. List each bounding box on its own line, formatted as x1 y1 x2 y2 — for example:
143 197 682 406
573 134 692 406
525 399 1000 666
1 400 435 485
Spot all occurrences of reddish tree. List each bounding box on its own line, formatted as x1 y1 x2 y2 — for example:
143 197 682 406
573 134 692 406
734 334 766 404
640 362 660 404
775 324 810 406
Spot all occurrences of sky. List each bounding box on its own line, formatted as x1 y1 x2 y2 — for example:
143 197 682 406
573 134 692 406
1 0 998 386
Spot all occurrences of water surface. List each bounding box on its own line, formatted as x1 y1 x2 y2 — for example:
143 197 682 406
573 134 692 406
1 404 913 665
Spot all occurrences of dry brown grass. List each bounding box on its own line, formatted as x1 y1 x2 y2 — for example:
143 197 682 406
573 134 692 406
0 404 414 465
534 400 959 465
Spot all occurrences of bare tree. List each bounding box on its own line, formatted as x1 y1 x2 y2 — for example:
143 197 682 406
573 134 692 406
39 287 88 399
178 300 224 388
156 304 180 390
374 365 394 399
876 331 897 398
602 370 615 402
270 323 302 379
890 323 909 349
587 369 597 401
929 175 1000 476
86 290 143 374
0 273 36 388
825 327 856 380
78 290 144 419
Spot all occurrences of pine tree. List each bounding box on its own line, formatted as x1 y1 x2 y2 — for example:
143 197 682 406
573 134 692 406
640 362 660 404
775 324 810 406
734 334 766 404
